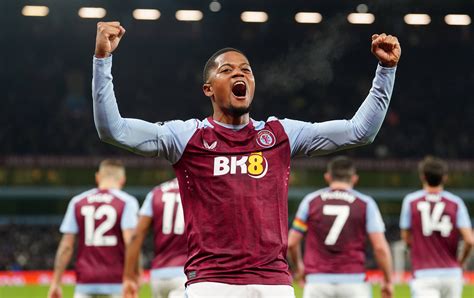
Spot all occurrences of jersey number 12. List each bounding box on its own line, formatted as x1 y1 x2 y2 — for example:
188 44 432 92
81 205 118 246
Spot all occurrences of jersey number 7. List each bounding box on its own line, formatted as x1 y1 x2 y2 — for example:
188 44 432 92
323 205 350 245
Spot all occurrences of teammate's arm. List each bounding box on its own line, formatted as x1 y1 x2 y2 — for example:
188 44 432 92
458 228 474 267
48 234 75 298
282 34 401 157
368 232 394 298
123 215 152 298
287 229 305 287
400 229 411 247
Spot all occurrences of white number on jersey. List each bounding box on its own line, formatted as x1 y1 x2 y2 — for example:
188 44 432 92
417 201 453 237
161 192 185 235
80 205 118 246
322 205 350 245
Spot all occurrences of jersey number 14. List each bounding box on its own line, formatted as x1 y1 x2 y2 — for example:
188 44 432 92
417 201 453 237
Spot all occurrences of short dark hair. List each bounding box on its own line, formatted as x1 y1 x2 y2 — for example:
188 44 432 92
418 156 448 187
327 156 356 182
202 47 247 83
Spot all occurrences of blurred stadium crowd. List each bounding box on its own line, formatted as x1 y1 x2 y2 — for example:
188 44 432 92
2 1 474 158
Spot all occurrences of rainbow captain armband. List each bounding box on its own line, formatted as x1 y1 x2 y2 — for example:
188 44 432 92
292 218 308 234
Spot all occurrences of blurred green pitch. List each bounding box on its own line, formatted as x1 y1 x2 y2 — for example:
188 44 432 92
0 284 473 298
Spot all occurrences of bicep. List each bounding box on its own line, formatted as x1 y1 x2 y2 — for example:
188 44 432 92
281 118 363 157
458 227 474 245
122 229 135 245
368 232 389 250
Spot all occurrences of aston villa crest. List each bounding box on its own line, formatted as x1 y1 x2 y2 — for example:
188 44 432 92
256 130 276 148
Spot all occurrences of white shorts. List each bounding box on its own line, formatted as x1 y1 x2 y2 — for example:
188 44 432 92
74 294 122 298
303 282 371 298
410 277 463 298
185 282 295 298
151 276 187 298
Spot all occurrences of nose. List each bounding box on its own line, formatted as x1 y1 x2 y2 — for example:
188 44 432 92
231 68 244 78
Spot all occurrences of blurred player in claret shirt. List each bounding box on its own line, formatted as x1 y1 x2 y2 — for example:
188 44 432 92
288 156 393 298
123 178 187 298
400 156 473 298
92 21 400 297
48 160 139 298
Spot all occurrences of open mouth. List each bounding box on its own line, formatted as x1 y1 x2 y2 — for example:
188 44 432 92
232 81 247 98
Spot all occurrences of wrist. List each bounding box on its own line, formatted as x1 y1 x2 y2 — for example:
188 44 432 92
379 61 397 68
94 50 110 59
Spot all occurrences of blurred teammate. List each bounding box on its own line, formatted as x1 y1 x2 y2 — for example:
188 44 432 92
48 159 139 298
400 156 473 298
123 178 187 298
288 156 393 298
92 22 401 297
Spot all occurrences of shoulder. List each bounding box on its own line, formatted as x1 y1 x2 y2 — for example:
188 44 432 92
403 190 425 204
109 189 139 205
441 190 465 206
301 188 329 206
350 189 376 205
156 178 179 193
69 188 98 205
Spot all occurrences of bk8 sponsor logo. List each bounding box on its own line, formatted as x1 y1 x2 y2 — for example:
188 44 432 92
213 152 268 178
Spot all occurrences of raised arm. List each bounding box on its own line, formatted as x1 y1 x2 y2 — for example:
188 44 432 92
282 34 401 157
92 22 197 162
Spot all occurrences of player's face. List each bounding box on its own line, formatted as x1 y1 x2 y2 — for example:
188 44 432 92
203 51 255 117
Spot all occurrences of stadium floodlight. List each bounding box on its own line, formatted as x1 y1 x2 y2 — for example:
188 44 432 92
347 13 375 24
404 14 431 25
22 5 49 17
241 11 268 23
209 1 222 13
78 7 107 19
175 10 203 21
295 12 322 24
133 9 161 20
444 14 471 26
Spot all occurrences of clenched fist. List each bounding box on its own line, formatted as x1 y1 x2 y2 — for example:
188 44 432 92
95 22 126 58
371 33 401 68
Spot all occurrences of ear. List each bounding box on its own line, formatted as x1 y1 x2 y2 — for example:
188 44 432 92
119 176 126 188
324 172 332 184
95 172 100 185
203 83 213 98
441 174 448 184
351 174 359 186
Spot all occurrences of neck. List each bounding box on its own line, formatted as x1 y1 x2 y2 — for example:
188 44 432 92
212 111 250 125
329 181 353 190
423 184 443 193
98 180 121 190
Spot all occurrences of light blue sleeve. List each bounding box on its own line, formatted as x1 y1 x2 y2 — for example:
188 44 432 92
295 195 311 222
59 200 78 234
281 64 396 157
457 200 472 229
399 197 411 229
121 197 139 230
139 192 154 217
366 199 385 233
92 56 197 164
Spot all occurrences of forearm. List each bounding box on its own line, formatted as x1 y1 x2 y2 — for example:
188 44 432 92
51 244 73 285
123 233 144 280
350 64 396 144
374 245 393 284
